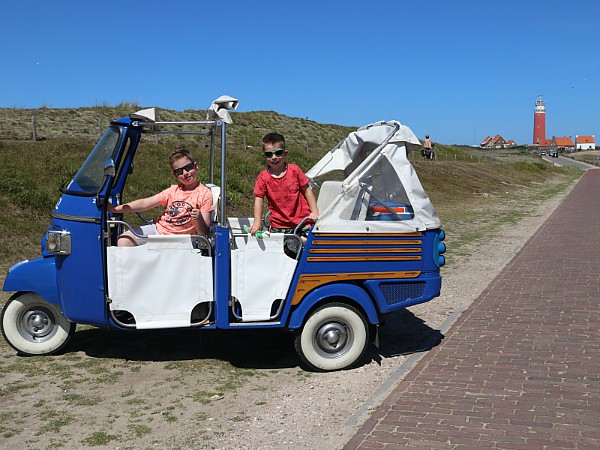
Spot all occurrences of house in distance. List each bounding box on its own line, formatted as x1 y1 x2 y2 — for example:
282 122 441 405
575 135 596 150
480 135 517 149
549 137 575 154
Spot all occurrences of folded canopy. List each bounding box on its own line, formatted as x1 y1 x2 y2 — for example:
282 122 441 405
306 121 442 234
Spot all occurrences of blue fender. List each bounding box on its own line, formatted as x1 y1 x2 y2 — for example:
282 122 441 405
287 283 379 330
2 257 60 305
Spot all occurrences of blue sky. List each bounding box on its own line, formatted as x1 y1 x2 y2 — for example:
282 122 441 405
1 0 598 145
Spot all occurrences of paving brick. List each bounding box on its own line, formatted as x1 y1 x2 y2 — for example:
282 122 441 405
344 170 600 450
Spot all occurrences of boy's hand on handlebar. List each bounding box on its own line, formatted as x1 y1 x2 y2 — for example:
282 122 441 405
309 211 319 221
244 225 264 239
248 224 261 235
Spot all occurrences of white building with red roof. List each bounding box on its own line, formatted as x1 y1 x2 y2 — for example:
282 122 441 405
575 135 595 150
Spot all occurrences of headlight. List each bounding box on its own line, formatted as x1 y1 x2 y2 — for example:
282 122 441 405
46 230 72 255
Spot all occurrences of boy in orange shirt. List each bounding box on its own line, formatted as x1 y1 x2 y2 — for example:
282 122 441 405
107 148 213 246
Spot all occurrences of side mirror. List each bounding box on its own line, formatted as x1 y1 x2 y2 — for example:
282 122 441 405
104 158 116 177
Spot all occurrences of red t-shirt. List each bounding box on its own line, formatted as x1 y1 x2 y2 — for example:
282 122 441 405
253 163 311 228
155 183 213 235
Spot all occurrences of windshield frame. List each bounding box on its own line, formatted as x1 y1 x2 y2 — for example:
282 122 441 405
61 125 124 196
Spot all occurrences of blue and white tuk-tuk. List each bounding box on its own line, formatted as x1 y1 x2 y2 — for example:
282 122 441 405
1 97 445 371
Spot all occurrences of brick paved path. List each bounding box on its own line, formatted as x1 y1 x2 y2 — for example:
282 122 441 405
346 170 600 449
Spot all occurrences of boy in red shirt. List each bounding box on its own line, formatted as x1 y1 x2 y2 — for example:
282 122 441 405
107 148 213 246
249 133 319 237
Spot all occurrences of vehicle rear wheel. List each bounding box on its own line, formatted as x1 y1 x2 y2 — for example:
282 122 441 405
294 303 369 371
1 293 75 356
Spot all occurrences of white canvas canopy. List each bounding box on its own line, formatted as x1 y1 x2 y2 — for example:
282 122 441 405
306 120 442 234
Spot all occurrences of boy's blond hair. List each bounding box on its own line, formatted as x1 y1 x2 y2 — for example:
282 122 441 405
168 148 195 167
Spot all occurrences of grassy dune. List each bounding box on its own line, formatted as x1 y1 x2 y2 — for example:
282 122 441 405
0 107 582 271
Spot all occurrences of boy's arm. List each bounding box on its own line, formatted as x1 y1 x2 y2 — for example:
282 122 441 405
191 188 215 236
107 195 161 214
249 196 264 235
193 211 211 236
301 185 319 221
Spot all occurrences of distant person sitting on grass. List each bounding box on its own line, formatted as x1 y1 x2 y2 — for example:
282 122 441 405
107 148 213 247
248 132 319 239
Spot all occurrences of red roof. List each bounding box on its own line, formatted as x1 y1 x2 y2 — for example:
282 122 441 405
480 136 492 146
576 135 595 143
538 139 552 147
553 137 574 147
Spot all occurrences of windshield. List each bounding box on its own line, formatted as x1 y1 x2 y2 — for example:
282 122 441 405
65 126 122 194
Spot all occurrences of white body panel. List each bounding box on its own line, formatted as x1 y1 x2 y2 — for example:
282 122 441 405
107 235 213 329
231 233 297 322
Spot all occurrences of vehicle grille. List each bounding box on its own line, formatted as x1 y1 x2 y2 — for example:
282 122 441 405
380 282 426 305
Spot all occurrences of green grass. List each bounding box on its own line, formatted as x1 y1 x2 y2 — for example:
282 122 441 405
568 149 600 167
192 390 224 404
37 411 75 435
81 431 119 446
63 393 103 406
128 423 151 437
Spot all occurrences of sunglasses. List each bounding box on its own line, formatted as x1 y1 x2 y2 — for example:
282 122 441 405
173 162 195 176
263 149 285 158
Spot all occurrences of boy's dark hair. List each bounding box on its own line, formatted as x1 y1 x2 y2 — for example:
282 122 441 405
169 148 195 166
262 132 285 149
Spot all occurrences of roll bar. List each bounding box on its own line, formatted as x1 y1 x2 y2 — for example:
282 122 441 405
121 118 229 228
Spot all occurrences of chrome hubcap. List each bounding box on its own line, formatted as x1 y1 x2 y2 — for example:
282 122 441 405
20 308 55 341
316 322 349 355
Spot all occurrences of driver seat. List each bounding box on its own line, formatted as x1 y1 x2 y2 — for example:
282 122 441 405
206 183 220 223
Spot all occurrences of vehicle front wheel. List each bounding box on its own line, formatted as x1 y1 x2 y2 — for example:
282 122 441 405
294 303 369 371
1 293 75 356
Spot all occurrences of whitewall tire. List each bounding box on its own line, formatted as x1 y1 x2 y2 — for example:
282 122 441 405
1 293 75 356
295 303 369 371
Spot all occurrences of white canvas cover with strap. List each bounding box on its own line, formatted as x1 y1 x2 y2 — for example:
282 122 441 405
306 121 442 234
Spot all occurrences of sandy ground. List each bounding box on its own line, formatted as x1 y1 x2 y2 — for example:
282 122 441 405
0 179 576 450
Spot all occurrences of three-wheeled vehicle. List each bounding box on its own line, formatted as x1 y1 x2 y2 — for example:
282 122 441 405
1 97 445 371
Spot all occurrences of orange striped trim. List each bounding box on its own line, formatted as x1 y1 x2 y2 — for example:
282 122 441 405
313 232 422 237
307 255 421 262
291 271 421 305
309 248 421 254
312 239 422 246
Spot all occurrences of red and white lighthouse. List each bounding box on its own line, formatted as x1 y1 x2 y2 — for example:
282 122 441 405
533 95 546 144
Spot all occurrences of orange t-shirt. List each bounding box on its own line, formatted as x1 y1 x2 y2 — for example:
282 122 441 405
154 184 213 235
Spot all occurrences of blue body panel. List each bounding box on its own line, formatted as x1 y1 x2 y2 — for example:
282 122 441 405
364 273 442 314
2 257 60 304
213 226 231 329
287 283 379 329
279 229 444 326
53 215 106 326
